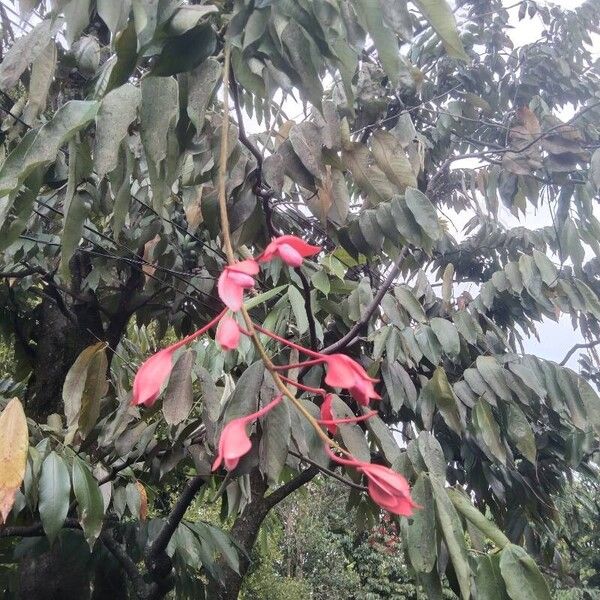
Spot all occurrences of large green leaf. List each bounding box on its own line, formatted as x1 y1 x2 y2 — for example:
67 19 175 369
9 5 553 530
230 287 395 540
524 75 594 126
431 479 471 600
94 83 141 178
499 544 552 600
72 457 105 547
472 399 507 466
430 317 460 358
0 19 62 90
413 0 469 60
0 101 99 207
163 349 195 426
505 403 536 464
476 554 510 600
405 187 442 240
352 0 402 84
371 130 417 190
431 367 463 434
39 452 71 543
407 474 437 573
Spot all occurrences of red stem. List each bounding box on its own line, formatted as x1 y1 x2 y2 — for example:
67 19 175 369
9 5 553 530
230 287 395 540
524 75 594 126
252 323 323 359
279 374 326 396
317 410 378 426
170 309 227 351
272 359 324 371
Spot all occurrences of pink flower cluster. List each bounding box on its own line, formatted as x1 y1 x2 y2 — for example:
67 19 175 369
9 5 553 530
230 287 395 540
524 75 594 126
131 235 417 516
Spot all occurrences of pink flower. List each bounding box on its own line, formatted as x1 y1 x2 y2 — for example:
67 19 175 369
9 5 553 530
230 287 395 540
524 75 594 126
131 310 226 407
326 447 419 517
217 260 259 311
216 315 241 350
259 235 321 267
212 395 282 471
132 348 176 407
323 354 381 406
320 394 336 435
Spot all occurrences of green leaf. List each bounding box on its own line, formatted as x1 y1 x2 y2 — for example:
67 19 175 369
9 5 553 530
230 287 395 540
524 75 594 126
352 0 402 84
371 130 417 190
473 399 507 466
365 414 402 464
499 544 552 600
532 249 557 286
453 310 482 345
343 143 394 205
0 19 62 91
94 83 141 178
163 349 195 426
413 0 469 61
151 24 217 76
187 57 221 133
332 396 371 463
59 190 93 281
476 554 510 600
39 452 71 543
381 359 408 412
0 100 99 199
243 285 287 310
506 403 536 464
431 479 471 600
407 474 437 573
63 342 109 444
97 0 131 37
431 367 463 434
394 286 427 323
259 387 291 484
289 122 324 180
72 457 105 547
22 42 57 126
405 187 442 240
105 19 138 93
415 326 442 366
430 317 460 358
417 431 446 482
476 356 512 402
221 361 265 423
63 0 91 46
287 286 309 336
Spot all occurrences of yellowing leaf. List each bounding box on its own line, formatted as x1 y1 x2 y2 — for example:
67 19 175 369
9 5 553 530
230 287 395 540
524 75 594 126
0 398 29 523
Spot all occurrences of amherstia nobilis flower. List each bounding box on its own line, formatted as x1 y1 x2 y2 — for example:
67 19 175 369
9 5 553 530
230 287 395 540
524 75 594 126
212 396 283 471
217 259 259 311
259 234 321 267
323 353 381 406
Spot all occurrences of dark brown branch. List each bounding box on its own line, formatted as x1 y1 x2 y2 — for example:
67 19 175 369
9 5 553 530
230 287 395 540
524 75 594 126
0 267 45 278
559 339 600 366
100 529 158 600
321 247 409 355
264 465 319 509
288 450 368 492
0 518 81 538
295 268 318 350
144 474 206 581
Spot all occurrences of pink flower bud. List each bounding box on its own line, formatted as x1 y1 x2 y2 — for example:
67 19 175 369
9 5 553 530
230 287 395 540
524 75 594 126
217 260 259 311
132 348 175 407
323 354 380 406
216 315 241 350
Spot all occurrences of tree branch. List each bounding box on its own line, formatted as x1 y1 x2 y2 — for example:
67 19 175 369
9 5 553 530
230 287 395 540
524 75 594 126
100 529 158 600
144 474 206 581
288 450 368 493
560 339 600 366
0 518 81 538
321 247 409 355
264 465 319 509
295 267 319 350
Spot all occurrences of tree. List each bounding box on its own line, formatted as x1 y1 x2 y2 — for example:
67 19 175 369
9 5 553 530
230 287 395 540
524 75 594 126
0 0 599 598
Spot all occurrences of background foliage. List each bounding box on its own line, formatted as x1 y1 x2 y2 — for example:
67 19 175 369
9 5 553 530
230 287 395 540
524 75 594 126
0 0 599 598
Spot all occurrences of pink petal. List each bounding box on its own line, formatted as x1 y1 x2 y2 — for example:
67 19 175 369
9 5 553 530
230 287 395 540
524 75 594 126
218 271 244 311
216 315 241 350
350 379 381 406
212 420 252 471
277 243 304 267
275 235 321 257
227 271 255 287
320 394 336 435
230 259 259 275
132 348 175 407
324 354 361 388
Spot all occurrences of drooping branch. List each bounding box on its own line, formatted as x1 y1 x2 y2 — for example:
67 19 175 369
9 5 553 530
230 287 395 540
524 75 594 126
560 339 600 366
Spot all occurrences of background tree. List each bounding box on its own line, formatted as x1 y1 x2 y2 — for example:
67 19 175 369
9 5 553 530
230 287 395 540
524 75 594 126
0 0 599 599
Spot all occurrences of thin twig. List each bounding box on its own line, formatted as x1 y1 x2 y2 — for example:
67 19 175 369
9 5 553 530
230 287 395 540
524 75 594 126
560 340 600 366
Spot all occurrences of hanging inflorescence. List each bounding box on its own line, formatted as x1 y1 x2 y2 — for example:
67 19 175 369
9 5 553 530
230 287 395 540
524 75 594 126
131 235 418 517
